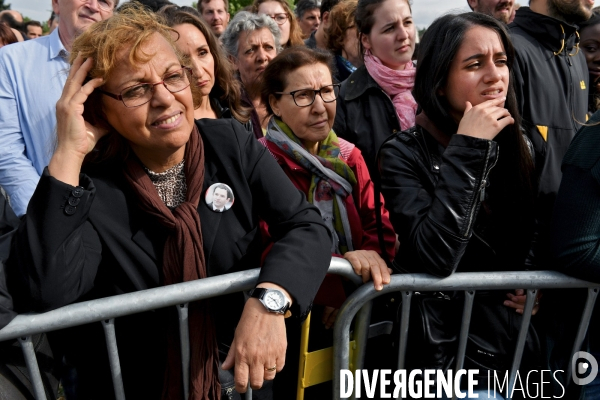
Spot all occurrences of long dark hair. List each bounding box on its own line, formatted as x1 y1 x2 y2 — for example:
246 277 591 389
159 5 251 123
417 12 536 264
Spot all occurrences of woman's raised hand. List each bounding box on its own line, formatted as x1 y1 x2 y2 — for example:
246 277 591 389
49 55 108 186
457 98 514 141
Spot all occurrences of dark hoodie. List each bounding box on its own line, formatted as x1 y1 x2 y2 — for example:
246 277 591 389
509 7 589 268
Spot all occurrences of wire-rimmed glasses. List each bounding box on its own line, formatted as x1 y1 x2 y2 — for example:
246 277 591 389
98 67 193 108
275 84 341 107
265 13 289 25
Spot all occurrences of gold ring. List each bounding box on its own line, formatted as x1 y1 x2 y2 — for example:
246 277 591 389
265 365 277 372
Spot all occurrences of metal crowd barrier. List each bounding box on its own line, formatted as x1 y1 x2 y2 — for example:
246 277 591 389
0 258 365 400
332 271 600 400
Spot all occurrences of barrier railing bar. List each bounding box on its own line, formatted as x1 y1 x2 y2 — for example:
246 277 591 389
177 303 190 400
566 287 600 384
2 259 361 400
101 318 125 400
333 272 597 400
0 259 362 343
452 290 475 400
246 387 253 399
18 336 47 400
506 289 536 400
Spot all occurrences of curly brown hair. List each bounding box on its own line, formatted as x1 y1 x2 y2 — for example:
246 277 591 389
325 0 358 55
159 5 251 123
251 0 305 47
71 3 197 164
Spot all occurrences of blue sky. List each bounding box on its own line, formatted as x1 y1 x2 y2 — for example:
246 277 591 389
9 0 471 28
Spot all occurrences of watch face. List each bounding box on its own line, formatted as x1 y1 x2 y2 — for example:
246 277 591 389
264 291 284 310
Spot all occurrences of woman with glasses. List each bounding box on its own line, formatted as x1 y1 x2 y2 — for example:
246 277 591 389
259 47 395 333
158 6 252 128
252 0 304 48
9 5 332 399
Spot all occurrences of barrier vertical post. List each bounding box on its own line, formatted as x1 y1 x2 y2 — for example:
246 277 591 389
506 289 536 400
177 303 190 400
566 287 600 384
102 318 126 400
18 336 47 400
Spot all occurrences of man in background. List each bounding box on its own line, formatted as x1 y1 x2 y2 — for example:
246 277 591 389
304 0 340 49
295 0 320 38
466 0 514 23
23 21 43 39
509 0 592 395
198 0 230 38
0 0 116 216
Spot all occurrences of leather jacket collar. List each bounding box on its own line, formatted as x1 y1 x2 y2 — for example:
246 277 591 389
511 7 580 54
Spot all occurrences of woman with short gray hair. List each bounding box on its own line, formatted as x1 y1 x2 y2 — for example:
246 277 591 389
222 11 282 137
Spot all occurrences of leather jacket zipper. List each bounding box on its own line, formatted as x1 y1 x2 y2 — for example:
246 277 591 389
465 142 498 237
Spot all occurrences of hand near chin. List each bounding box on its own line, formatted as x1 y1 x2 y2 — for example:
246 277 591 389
457 97 514 141
50 55 108 185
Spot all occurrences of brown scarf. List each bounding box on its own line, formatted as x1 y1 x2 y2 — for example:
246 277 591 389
124 124 221 400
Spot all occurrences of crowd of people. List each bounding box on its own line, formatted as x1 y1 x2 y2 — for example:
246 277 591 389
0 0 599 399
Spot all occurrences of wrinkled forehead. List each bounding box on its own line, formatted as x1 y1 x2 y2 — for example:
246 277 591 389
241 27 275 46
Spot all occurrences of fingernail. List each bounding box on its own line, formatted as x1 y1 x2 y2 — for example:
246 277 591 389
504 301 509 306
377 285 383 291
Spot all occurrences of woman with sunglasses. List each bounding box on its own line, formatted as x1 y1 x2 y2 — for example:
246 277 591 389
8 5 332 399
259 47 395 337
252 0 304 48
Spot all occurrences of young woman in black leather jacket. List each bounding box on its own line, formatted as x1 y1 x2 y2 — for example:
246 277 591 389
378 13 541 398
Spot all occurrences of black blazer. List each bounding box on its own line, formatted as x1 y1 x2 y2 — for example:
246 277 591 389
8 119 331 399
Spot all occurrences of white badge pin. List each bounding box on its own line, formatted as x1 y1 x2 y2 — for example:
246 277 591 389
205 183 234 213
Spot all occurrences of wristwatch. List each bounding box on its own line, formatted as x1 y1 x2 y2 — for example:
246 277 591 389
249 288 291 315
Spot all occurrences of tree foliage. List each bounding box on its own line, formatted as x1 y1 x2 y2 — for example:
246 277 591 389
0 0 11 11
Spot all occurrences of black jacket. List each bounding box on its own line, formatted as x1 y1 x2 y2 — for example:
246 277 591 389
0 188 17 329
379 126 500 277
509 7 589 267
334 65 402 183
378 125 540 376
8 118 331 399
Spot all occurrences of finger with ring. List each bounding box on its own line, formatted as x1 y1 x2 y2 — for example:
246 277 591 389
265 365 277 372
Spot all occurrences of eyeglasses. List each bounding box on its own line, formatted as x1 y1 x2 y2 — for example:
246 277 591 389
276 84 341 107
265 13 289 25
82 0 115 12
98 67 192 108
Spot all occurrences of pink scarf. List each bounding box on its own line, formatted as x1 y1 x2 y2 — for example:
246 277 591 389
364 50 417 131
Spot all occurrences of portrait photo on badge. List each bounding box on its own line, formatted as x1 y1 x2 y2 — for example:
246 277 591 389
205 183 235 213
